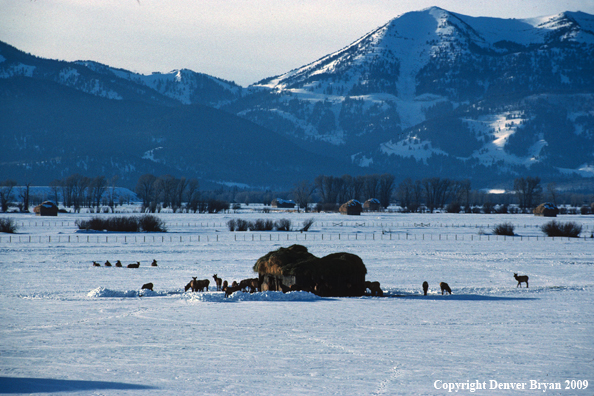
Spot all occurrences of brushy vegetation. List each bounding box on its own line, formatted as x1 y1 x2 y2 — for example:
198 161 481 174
300 218 315 232
541 220 582 238
0 218 18 233
227 218 292 231
75 215 167 232
493 222 515 236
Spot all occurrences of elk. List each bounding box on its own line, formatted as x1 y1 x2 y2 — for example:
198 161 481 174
141 282 153 291
222 280 228 291
104 260 112 267
213 274 223 291
185 277 209 292
514 273 529 288
422 281 429 296
151 260 158 267
92 261 101 267
115 260 123 267
440 282 452 295
365 281 383 297
127 262 140 268
224 285 242 298
239 278 259 293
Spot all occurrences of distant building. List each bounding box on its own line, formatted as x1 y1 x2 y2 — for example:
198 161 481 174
534 202 559 217
34 201 59 216
363 198 381 211
339 199 363 215
271 199 296 209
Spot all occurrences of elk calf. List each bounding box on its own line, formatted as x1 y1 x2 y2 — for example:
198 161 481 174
440 282 452 295
514 273 529 288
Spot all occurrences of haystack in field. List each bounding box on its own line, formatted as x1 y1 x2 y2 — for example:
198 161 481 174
253 244 367 297
534 202 559 217
339 199 363 215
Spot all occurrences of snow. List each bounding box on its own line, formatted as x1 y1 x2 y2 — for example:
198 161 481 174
1 211 593 395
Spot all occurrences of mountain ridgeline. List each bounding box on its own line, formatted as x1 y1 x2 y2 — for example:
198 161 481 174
1 7 593 189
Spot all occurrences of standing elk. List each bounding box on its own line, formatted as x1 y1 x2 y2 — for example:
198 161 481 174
141 283 153 291
184 277 210 292
514 273 529 288
440 282 452 295
224 285 242 298
213 274 223 291
422 281 429 296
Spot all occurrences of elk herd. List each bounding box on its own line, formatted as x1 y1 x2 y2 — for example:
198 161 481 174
91 260 530 297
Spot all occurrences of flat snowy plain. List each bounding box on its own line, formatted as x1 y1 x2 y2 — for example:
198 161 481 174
1 209 593 395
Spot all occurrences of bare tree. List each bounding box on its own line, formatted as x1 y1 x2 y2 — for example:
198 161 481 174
514 177 542 210
19 182 31 212
0 179 17 212
378 173 395 208
89 176 107 210
186 178 200 212
135 174 157 210
292 180 316 212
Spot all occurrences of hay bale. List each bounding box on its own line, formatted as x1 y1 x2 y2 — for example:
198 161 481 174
253 245 367 297
534 202 559 217
339 199 363 215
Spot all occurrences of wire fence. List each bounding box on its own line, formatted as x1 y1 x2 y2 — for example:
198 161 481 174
5 220 594 230
1 232 592 244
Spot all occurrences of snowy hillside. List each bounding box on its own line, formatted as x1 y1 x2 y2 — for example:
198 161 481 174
1 7 594 188
231 7 594 183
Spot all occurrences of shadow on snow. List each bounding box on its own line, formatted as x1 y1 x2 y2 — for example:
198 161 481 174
0 376 157 394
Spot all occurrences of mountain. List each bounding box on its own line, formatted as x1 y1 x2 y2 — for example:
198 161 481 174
2 7 594 190
226 7 594 186
0 52 355 189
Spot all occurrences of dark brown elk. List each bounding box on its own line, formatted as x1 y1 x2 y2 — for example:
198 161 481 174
115 260 122 267
278 282 291 293
514 273 529 288
185 277 210 292
231 281 238 287
422 281 429 296
440 282 452 295
141 283 153 291
239 278 259 293
104 260 112 267
365 281 383 297
224 285 243 298
151 260 158 267
92 261 101 267
222 280 228 291
213 274 223 291
127 262 140 268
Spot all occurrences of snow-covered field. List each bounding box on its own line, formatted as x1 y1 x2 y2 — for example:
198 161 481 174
1 210 593 395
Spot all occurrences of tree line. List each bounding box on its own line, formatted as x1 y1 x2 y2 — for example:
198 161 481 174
1 173 593 214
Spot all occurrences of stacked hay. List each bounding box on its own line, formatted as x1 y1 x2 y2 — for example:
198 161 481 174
534 202 559 217
253 245 367 297
363 198 381 211
339 199 363 215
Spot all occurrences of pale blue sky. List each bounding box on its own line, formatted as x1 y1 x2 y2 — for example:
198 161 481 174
1 0 592 86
